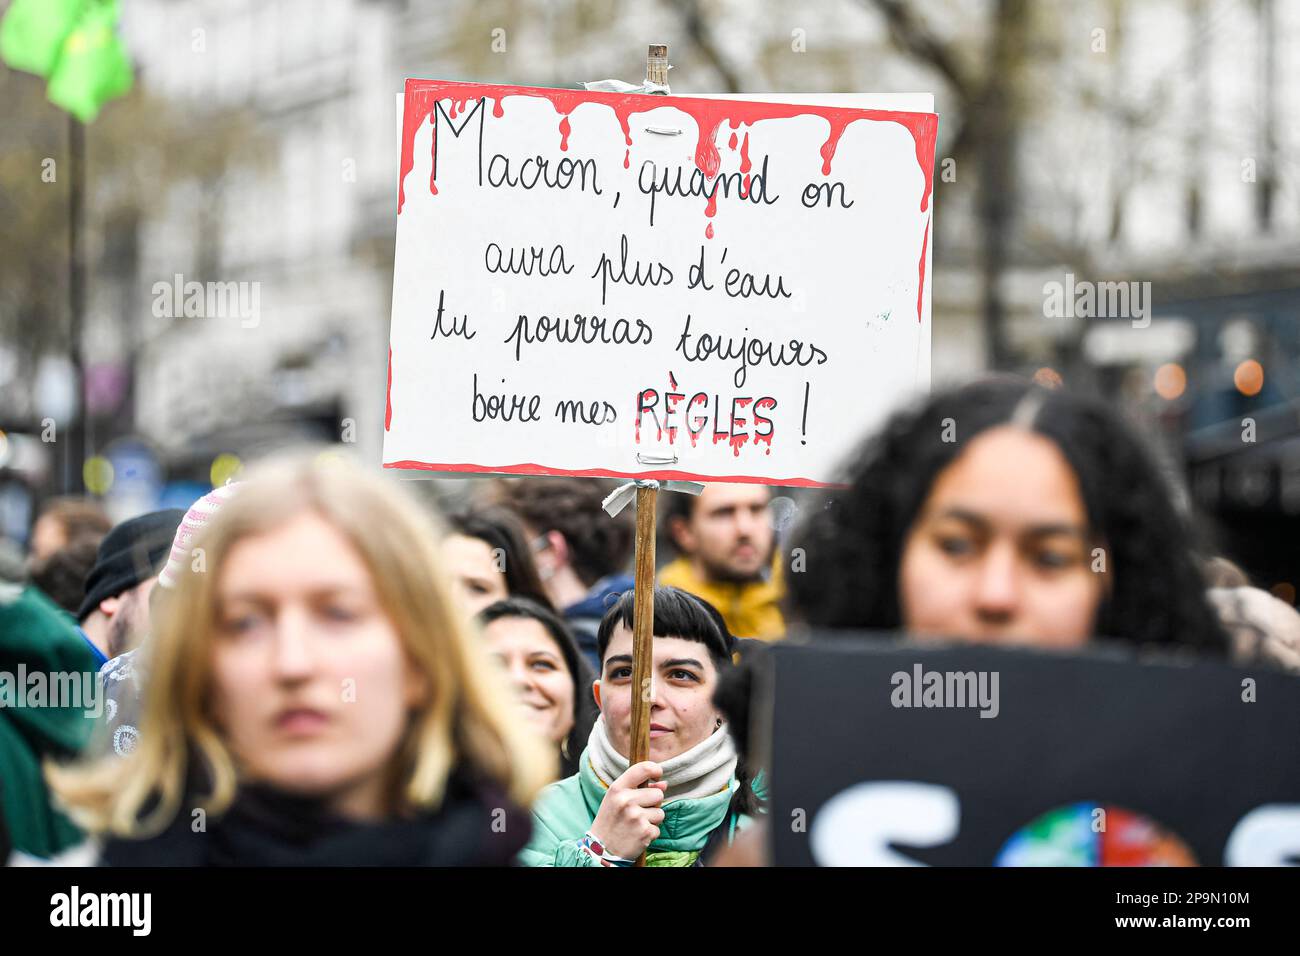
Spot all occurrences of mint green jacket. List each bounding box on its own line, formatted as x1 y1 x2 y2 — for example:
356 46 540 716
519 749 752 867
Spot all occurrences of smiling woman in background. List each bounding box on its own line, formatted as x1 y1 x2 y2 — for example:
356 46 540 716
478 598 596 778
46 453 552 866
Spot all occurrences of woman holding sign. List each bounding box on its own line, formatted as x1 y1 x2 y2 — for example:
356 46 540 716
47 453 553 866
518 586 758 867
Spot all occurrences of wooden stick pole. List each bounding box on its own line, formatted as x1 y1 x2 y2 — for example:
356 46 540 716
628 483 658 866
626 43 669 868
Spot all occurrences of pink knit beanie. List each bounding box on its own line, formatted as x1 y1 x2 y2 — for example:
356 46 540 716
157 483 243 589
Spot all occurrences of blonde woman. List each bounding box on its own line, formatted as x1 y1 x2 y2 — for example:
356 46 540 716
47 452 553 866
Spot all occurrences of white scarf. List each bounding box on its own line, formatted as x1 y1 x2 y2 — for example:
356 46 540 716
586 715 738 804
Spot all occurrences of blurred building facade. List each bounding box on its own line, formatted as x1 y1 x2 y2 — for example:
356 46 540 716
45 0 1299 582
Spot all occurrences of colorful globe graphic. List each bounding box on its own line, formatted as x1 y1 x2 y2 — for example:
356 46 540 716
995 802 1198 866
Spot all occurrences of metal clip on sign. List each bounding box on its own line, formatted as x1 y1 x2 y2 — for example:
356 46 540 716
602 472 704 518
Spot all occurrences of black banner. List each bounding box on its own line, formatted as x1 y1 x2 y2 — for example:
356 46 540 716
766 638 1300 867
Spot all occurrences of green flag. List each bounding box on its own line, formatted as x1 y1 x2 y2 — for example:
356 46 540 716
0 0 133 123
0 0 88 75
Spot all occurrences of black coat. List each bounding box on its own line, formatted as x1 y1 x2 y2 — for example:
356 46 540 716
100 771 530 867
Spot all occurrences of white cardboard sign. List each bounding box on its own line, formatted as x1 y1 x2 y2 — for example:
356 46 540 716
384 79 936 487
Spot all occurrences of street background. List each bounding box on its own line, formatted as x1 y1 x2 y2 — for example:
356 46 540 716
2 0 1298 590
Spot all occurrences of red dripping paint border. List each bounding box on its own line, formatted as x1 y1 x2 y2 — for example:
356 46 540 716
398 78 937 221
382 459 847 489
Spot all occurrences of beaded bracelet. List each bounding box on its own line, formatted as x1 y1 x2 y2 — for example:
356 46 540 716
576 832 636 867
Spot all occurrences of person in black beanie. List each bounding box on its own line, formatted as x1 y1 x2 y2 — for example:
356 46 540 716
77 509 184 666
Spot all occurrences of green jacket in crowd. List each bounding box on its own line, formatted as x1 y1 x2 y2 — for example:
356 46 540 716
0 584 99 860
519 748 754 867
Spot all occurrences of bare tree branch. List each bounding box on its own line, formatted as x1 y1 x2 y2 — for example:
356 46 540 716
861 0 980 101
666 0 746 93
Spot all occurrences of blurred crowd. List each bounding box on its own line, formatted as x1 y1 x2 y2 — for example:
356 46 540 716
2 377 1298 866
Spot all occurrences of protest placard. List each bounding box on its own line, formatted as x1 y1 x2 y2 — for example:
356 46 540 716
765 639 1300 866
383 79 937 486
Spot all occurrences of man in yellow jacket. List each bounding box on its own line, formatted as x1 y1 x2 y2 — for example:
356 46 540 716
658 484 786 641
